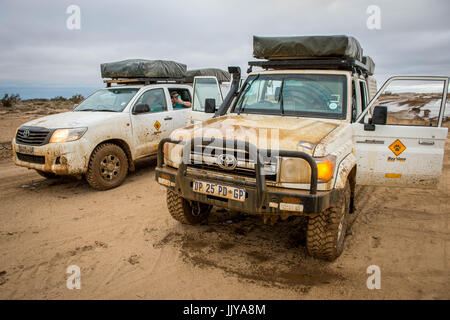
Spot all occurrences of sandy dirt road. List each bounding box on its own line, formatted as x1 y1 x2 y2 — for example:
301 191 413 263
0 102 449 300
0 140 449 299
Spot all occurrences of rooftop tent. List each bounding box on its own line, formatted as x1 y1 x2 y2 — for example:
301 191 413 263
253 35 364 62
362 56 375 75
100 59 187 79
185 68 231 83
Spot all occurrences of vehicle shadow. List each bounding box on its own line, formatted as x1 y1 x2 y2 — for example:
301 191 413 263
153 209 346 291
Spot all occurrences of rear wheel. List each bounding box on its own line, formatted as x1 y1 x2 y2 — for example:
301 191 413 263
85 143 128 190
306 181 351 261
166 189 212 225
35 170 60 179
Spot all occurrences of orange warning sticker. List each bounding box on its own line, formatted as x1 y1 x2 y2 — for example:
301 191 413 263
388 139 406 156
154 120 161 131
385 173 402 179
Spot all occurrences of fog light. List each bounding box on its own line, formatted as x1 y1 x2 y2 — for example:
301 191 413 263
158 177 174 187
269 202 278 208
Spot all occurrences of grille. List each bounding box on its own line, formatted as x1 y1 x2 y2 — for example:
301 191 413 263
16 127 51 146
16 153 45 164
187 144 278 182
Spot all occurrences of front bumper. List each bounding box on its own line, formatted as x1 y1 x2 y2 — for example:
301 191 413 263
12 138 90 175
156 138 341 215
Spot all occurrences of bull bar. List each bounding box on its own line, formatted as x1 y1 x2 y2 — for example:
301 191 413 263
156 137 340 214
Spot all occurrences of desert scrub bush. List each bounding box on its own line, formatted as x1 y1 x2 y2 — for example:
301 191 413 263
51 96 67 102
70 94 84 103
1 93 20 107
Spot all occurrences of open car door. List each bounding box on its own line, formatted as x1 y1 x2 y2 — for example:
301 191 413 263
352 76 449 188
187 76 223 125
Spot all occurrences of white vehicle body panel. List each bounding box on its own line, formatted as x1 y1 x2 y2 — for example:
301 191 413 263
354 76 449 188
353 123 447 187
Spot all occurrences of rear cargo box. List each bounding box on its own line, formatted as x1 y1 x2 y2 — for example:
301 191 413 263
100 59 187 79
185 68 231 83
362 56 375 75
253 35 363 62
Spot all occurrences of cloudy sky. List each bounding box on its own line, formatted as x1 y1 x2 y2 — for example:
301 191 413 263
0 0 449 98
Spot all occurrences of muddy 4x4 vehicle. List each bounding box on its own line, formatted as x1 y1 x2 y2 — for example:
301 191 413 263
156 36 449 260
12 59 231 190
12 59 197 190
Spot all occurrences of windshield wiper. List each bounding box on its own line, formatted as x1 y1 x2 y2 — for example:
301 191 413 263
74 108 94 112
75 108 118 112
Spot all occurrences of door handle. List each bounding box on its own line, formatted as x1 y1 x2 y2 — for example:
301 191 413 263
164 117 172 120
356 139 385 144
419 140 435 146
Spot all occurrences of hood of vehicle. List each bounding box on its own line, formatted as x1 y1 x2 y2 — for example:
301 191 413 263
20 111 123 129
172 114 340 153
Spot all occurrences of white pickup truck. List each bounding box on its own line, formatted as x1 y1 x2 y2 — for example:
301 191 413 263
12 83 195 190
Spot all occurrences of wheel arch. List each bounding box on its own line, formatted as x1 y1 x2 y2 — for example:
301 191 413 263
334 152 357 213
89 139 135 172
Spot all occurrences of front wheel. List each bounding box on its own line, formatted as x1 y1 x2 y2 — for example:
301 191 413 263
166 189 212 225
306 181 351 261
85 143 128 190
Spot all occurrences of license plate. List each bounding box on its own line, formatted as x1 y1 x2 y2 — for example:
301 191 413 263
18 145 34 154
192 180 246 202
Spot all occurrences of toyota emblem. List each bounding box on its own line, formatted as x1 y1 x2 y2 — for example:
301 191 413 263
23 129 30 138
216 154 237 170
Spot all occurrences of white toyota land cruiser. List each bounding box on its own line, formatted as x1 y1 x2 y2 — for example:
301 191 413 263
156 35 449 260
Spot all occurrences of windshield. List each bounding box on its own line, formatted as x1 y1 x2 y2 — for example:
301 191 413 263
234 74 347 119
74 88 140 112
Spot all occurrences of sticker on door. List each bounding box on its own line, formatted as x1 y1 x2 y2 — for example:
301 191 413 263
154 120 161 131
388 139 406 156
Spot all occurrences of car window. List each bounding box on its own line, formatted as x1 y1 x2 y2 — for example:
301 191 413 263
192 78 222 112
359 81 368 111
135 88 167 113
370 79 448 127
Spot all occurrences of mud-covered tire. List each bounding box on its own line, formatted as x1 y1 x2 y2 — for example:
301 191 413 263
166 189 212 225
306 181 351 261
85 143 128 191
35 170 60 179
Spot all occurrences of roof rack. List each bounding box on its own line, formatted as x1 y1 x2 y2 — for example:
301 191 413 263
104 77 188 87
247 58 371 75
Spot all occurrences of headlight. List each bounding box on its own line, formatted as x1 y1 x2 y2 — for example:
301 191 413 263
280 155 336 183
49 127 87 143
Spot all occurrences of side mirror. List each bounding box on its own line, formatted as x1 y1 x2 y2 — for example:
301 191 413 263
205 99 216 113
133 103 150 114
372 105 388 125
364 105 387 131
